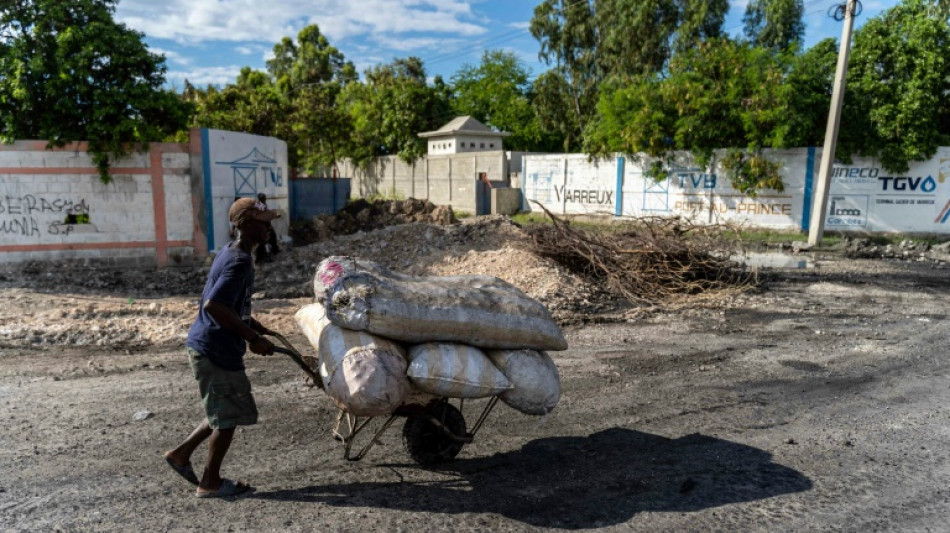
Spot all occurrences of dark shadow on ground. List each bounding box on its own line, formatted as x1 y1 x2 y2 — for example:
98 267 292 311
252 427 812 529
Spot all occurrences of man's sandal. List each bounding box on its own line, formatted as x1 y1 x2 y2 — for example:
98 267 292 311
195 479 252 499
164 455 199 486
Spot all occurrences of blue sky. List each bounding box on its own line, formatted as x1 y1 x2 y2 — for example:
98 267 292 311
113 0 894 89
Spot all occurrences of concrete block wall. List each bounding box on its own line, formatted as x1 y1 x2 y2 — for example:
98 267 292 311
0 139 204 267
339 151 508 213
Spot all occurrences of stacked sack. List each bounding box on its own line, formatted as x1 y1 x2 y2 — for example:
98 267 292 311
295 256 565 417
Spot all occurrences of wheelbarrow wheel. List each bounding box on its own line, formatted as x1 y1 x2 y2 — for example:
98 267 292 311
402 402 466 466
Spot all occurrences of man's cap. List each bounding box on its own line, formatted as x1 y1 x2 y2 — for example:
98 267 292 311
229 197 280 225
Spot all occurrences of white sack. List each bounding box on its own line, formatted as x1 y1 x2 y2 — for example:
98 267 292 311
407 343 512 398
314 255 512 301
294 303 409 416
320 262 567 351
487 349 560 415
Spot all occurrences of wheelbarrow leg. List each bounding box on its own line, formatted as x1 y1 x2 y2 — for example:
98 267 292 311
334 410 400 462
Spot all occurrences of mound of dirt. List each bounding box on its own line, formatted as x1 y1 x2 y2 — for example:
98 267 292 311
291 198 458 245
257 215 614 322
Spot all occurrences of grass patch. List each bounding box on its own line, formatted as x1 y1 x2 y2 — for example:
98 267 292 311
511 212 550 226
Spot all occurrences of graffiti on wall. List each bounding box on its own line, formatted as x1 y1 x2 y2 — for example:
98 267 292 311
0 194 89 237
216 147 283 196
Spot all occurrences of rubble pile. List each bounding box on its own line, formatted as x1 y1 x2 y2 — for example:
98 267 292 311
291 198 458 245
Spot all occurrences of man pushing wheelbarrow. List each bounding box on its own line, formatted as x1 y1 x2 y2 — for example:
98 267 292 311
163 197 280 498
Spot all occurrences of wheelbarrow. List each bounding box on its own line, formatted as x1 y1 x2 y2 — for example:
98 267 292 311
267 332 501 465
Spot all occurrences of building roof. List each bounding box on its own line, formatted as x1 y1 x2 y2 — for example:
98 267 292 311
418 116 511 138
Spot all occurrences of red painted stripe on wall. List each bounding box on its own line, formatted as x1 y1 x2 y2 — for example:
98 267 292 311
188 128 209 256
0 141 189 153
0 167 154 175
150 148 169 267
0 240 193 253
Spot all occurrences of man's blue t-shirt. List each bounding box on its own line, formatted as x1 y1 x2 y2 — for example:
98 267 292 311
185 242 255 371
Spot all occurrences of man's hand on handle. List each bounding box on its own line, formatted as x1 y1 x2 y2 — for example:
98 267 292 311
248 334 274 356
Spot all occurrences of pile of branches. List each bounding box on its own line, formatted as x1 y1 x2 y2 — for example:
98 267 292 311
525 206 757 305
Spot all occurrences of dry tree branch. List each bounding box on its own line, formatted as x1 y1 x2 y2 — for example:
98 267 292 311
525 202 757 305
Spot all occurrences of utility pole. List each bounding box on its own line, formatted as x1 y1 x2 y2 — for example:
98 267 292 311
808 0 859 246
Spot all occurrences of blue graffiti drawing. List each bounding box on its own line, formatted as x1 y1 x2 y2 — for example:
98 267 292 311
215 147 280 195
642 177 671 212
529 172 554 204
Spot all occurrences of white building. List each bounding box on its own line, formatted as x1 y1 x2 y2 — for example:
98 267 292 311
418 116 511 156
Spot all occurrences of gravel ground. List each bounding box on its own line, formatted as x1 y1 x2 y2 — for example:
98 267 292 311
2 218 950 531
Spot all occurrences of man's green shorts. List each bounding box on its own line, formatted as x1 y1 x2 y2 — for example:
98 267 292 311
187 347 258 429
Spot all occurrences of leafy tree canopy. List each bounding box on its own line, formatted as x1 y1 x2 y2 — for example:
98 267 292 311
266 24 356 94
0 0 191 181
839 0 950 172
185 68 286 138
585 38 791 195
341 57 452 164
529 0 729 152
743 0 805 51
450 50 555 152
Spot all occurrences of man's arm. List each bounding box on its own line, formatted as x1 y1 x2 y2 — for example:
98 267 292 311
248 317 276 337
204 300 274 355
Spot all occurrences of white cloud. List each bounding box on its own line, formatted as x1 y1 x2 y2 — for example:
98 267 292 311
164 65 246 87
148 47 192 66
235 44 267 55
115 0 486 45
507 21 530 30
372 35 463 53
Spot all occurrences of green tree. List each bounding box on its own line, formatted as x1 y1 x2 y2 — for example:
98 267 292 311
285 82 353 175
838 0 950 172
189 24 360 175
529 0 597 151
0 0 191 182
596 0 729 77
586 38 791 195
342 57 452 163
529 0 729 151
783 37 838 147
187 67 287 137
263 25 356 175
450 50 548 151
743 0 805 51
266 24 356 92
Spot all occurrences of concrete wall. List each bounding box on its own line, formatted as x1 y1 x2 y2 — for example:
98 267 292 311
492 188 522 216
199 129 289 252
339 151 509 213
523 147 950 234
0 128 290 267
0 139 204 267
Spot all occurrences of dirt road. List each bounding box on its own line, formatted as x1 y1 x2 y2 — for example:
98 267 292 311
2 252 950 531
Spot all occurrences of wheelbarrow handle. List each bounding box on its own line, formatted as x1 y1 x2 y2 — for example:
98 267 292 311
264 333 324 390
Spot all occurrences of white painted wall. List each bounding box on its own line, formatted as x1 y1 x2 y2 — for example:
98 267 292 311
427 135 505 155
0 148 160 265
819 147 950 233
524 147 950 234
202 129 289 252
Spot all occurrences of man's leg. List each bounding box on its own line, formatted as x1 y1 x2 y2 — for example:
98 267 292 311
164 419 211 467
198 427 241 492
